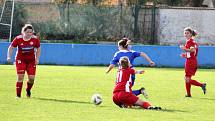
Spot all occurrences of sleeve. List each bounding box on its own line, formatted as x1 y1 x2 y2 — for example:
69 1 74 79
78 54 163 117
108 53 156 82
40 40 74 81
186 40 195 49
11 37 18 47
132 50 141 58
35 39 40 48
110 52 119 65
129 68 135 74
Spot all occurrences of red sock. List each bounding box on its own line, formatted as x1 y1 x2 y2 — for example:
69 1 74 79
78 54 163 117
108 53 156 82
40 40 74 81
26 82 34 91
190 80 203 87
141 101 151 109
16 82 23 97
185 82 191 96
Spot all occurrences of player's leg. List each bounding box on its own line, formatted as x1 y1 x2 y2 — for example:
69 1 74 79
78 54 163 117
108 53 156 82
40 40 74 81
26 61 36 97
134 95 161 110
185 63 193 97
187 67 206 94
131 74 148 98
112 92 124 108
26 75 35 97
15 60 26 98
131 74 140 95
132 87 148 98
185 76 191 97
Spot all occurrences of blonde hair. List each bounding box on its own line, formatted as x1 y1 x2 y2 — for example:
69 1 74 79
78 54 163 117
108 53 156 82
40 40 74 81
119 56 130 68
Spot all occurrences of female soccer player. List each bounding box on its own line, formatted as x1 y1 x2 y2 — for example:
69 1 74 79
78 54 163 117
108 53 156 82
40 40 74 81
112 56 161 110
7 24 41 98
180 27 206 97
106 38 155 98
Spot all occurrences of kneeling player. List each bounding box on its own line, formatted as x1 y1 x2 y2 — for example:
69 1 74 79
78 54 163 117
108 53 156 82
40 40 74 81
112 57 161 110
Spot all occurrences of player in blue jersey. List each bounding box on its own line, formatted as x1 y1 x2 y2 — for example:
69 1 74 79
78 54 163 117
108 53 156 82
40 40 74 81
106 38 155 98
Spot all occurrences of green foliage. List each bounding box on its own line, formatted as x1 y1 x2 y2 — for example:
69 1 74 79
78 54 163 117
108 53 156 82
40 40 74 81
12 3 28 37
0 65 215 121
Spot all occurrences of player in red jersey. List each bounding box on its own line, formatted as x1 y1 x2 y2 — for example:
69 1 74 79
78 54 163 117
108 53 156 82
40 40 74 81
112 56 161 110
7 24 41 98
180 27 206 97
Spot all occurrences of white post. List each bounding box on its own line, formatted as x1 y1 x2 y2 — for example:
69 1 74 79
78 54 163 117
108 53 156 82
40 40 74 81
9 0 15 42
0 0 6 22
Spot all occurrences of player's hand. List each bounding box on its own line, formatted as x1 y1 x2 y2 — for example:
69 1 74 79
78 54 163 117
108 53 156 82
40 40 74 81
136 70 145 74
7 58 11 64
149 61 155 67
180 45 185 50
139 70 145 74
35 59 39 65
180 53 186 58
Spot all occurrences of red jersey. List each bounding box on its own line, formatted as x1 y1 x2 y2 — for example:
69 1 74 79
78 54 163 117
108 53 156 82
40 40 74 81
185 38 198 60
113 68 135 93
11 35 40 61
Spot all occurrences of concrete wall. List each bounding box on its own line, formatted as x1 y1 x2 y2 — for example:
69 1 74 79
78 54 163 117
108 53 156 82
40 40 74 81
1 42 215 67
157 8 215 45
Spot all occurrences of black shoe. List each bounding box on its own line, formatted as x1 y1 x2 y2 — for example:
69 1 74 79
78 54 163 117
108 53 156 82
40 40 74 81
147 106 162 110
26 90 31 97
201 83 206 95
185 95 192 97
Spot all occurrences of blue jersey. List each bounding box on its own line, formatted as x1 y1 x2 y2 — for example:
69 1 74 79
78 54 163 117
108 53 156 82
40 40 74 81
110 50 141 68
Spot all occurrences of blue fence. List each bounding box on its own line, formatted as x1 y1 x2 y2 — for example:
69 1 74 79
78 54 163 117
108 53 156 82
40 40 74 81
0 42 215 67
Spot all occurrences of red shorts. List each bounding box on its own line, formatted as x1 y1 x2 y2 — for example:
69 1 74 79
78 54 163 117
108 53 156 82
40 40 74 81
16 59 36 75
112 91 138 107
185 60 197 76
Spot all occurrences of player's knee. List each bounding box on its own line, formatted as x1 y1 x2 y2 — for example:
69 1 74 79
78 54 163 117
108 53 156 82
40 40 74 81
17 75 24 81
184 76 190 83
28 78 35 83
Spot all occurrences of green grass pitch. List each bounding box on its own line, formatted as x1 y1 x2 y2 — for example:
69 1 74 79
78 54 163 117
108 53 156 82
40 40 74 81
0 65 214 121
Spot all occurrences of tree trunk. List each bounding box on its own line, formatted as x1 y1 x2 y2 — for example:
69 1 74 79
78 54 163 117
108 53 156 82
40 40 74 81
189 0 204 7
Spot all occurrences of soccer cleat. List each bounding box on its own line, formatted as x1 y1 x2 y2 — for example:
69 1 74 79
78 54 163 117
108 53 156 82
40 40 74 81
185 95 192 97
16 95 21 99
201 83 206 95
147 106 162 110
26 90 31 98
140 87 148 99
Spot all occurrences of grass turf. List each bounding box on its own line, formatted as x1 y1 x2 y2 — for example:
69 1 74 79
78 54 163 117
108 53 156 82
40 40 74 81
0 65 214 121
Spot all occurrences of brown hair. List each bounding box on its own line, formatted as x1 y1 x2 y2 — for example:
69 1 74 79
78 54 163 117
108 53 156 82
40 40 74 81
184 27 198 37
21 24 34 34
119 56 129 68
118 38 130 49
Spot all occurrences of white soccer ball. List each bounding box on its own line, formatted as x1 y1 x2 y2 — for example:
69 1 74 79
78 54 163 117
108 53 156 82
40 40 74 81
91 94 102 105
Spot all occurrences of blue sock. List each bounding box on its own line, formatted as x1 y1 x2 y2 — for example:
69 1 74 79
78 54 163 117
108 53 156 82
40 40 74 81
132 89 141 96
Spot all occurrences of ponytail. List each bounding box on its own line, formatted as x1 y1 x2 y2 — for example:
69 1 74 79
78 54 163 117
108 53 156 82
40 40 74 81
184 27 198 37
118 38 130 49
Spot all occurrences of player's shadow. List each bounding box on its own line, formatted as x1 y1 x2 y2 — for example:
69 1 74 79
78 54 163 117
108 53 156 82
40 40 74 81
195 97 215 101
159 108 188 113
33 97 92 105
129 107 188 113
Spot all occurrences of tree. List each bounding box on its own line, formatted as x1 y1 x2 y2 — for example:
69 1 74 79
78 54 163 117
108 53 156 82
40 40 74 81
188 0 204 7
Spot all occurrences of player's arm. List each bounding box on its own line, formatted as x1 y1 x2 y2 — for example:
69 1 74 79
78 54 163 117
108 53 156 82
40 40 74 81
7 45 14 63
35 47 41 65
180 45 195 52
140 52 155 66
135 70 145 74
106 64 115 74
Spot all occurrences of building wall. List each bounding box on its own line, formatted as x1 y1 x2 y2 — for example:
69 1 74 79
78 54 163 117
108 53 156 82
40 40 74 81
157 8 215 45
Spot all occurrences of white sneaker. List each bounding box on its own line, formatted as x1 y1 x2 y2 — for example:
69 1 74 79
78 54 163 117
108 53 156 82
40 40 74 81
140 87 148 99
15 96 21 99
